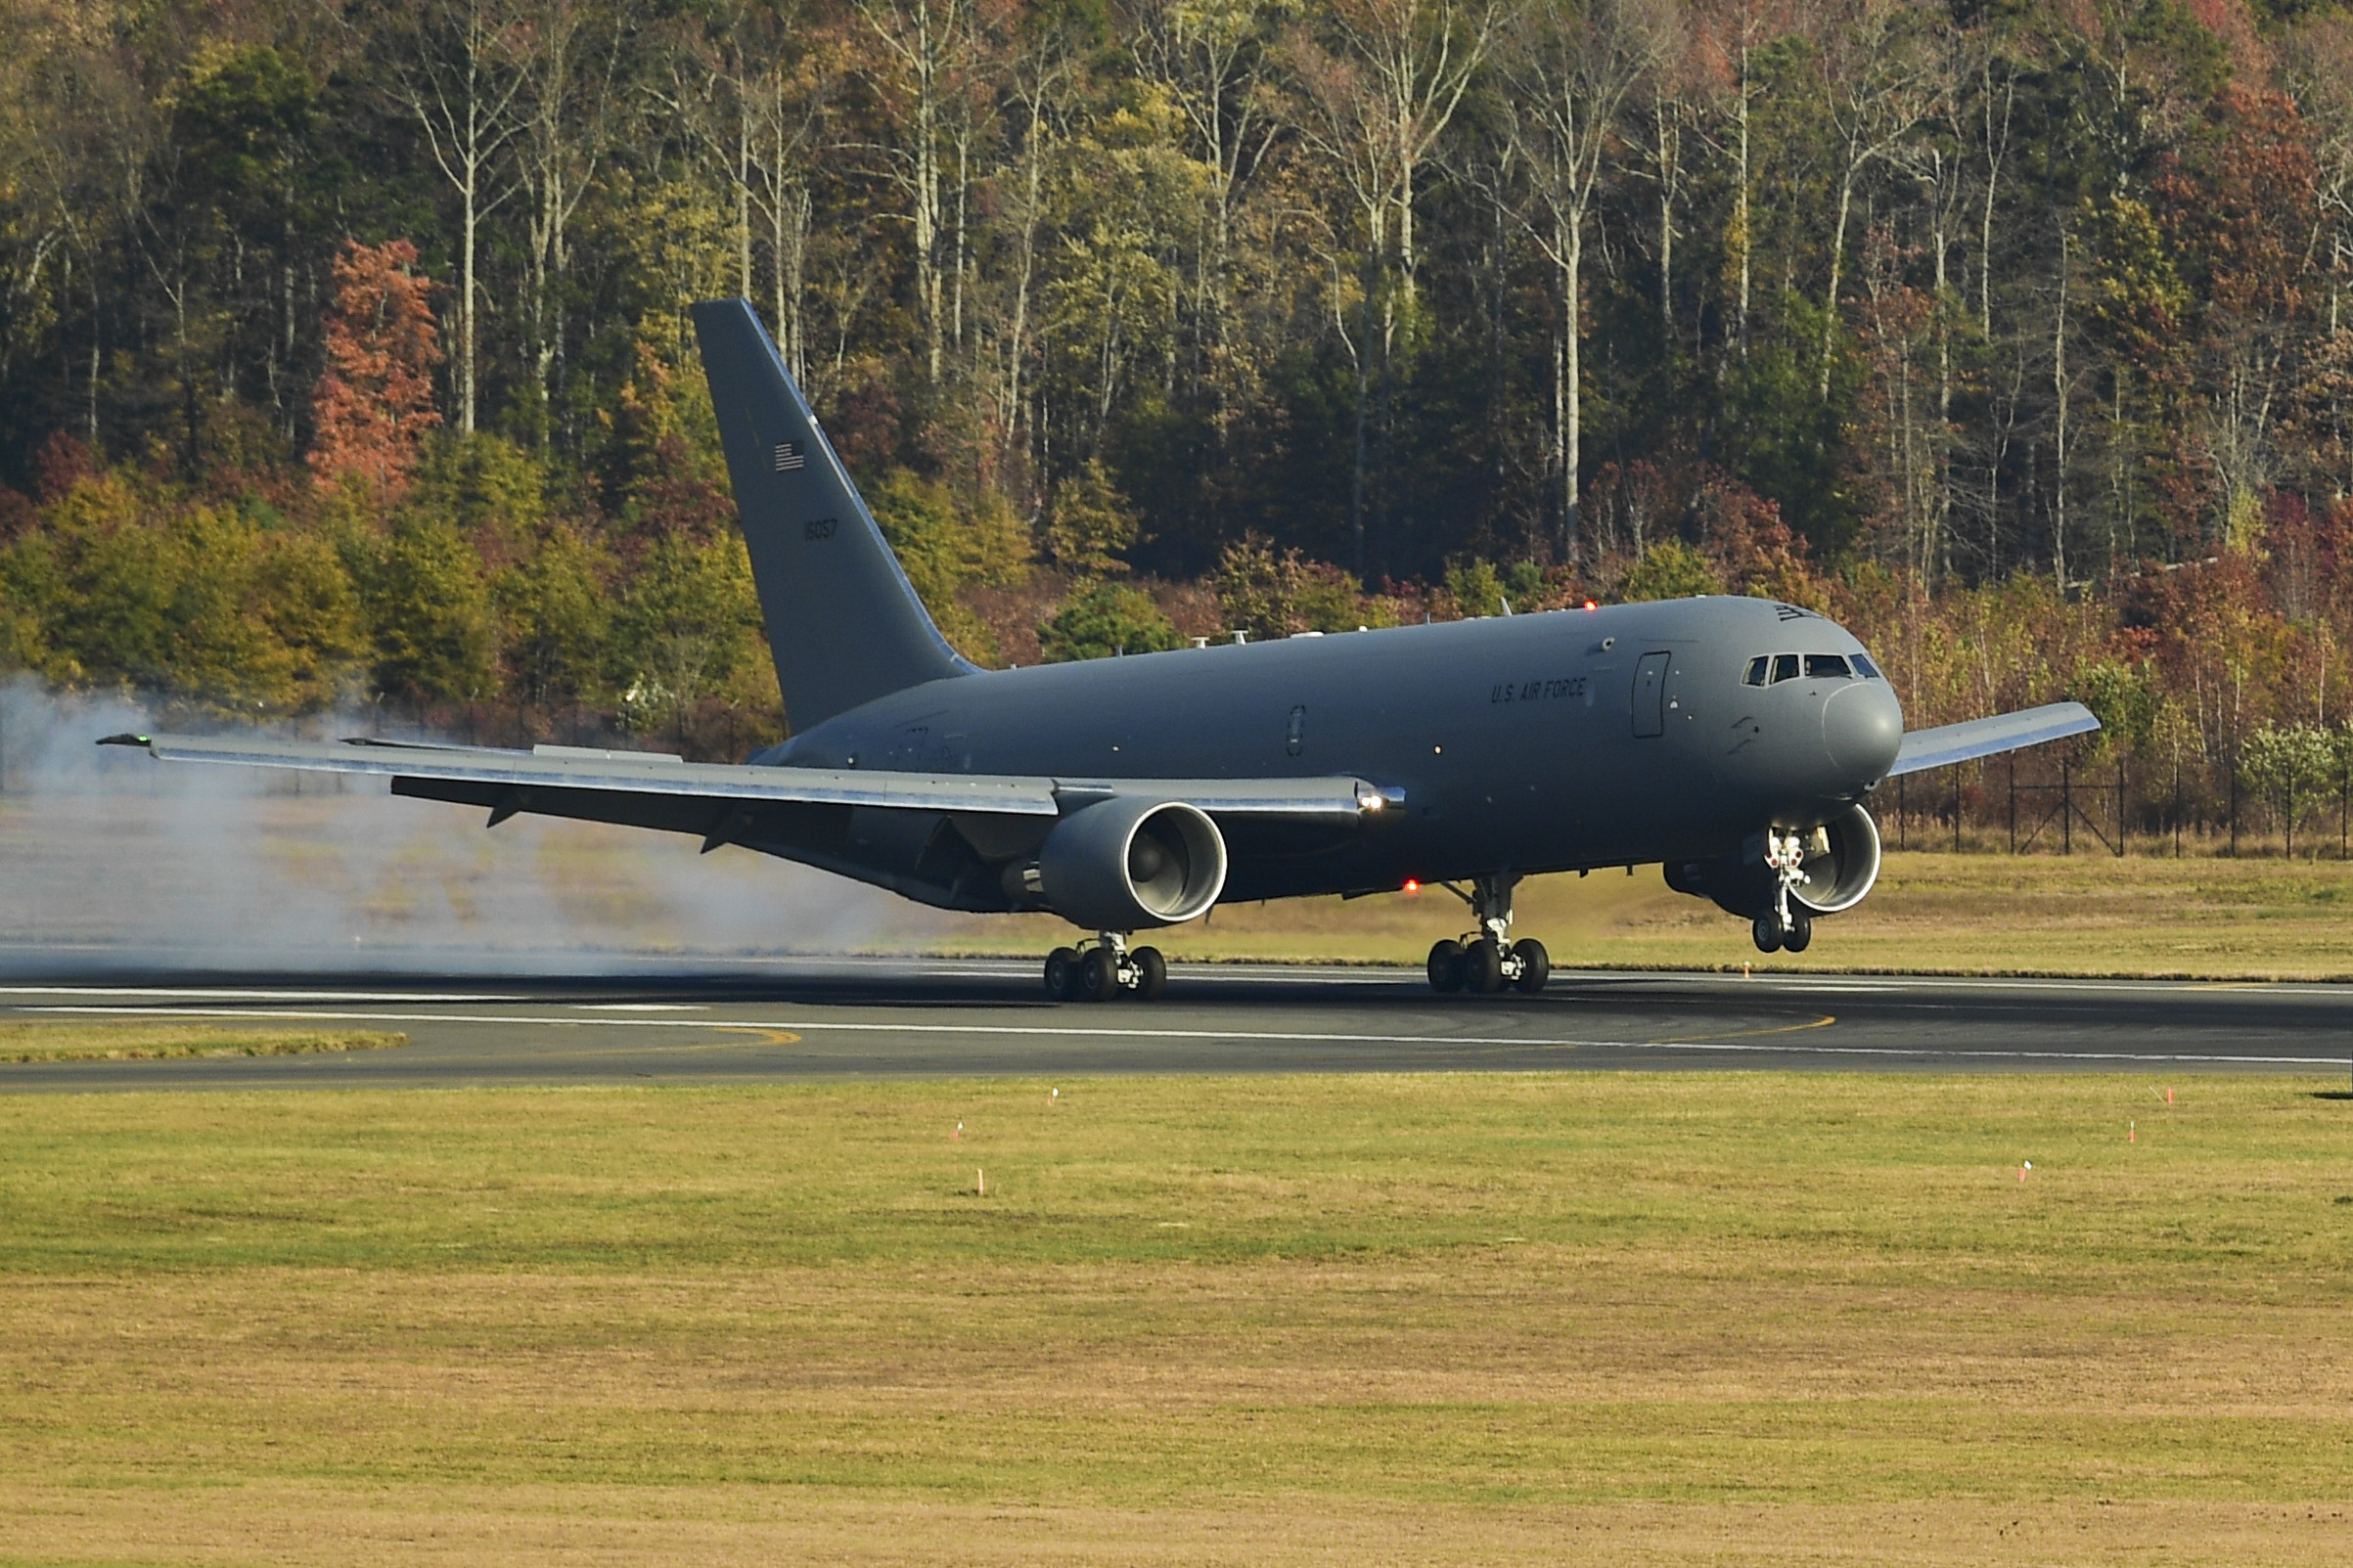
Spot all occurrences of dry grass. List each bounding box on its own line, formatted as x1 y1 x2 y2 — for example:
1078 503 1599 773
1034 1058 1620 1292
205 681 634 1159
4 1074 2352 1563
0 1022 406 1061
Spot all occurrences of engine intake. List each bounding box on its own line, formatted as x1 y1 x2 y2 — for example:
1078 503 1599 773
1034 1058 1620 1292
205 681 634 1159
1030 798 1228 930
1665 803 1882 920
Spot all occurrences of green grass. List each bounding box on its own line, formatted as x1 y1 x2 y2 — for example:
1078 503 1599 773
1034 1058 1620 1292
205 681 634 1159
5 1076 2353 1562
0 1022 407 1061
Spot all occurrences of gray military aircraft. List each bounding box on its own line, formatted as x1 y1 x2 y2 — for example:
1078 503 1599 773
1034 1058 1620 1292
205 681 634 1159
104 297 2097 1000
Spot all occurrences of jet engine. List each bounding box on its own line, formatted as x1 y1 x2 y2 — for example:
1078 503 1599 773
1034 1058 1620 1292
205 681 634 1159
1665 802 1882 920
1023 797 1229 931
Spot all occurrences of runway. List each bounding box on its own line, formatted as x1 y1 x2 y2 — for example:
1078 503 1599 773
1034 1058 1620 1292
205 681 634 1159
5 959 2353 1088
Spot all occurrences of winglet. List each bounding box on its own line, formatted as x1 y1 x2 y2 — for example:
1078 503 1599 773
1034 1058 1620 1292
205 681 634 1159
97 733 152 749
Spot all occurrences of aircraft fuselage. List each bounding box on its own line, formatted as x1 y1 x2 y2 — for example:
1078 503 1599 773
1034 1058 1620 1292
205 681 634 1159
754 593 1903 909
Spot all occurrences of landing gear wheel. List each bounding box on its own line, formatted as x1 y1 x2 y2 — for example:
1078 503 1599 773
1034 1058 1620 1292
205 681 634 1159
1044 946 1082 1000
1511 938 1551 994
1426 939 1467 993
1079 948 1121 1002
1782 912 1813 954
1750 913 1784 954
1131 945 1168 1000
1465 938 1506 994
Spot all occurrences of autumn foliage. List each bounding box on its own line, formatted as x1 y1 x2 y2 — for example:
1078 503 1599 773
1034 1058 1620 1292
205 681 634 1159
309 240 442 499
8 0 2353 818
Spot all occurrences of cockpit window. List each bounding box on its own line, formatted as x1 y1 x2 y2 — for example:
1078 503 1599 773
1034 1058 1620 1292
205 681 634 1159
1805 653 1851 679
1851 652 1881 679
1742 655 1769 687
1771 653 1800 684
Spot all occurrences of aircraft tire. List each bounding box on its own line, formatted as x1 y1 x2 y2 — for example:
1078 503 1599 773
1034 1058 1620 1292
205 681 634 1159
1045 946 1083 1000
1079 948 1122 1002
1783 913 1813 953
1132 945 1168 1000
1511 938 1551 994
1426 939 1467 993
1465 938 1506 994
1750 913 1783 954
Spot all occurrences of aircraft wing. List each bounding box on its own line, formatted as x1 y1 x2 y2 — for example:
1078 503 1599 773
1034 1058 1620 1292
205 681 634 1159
1886 701 2101 777
95 732 1387 824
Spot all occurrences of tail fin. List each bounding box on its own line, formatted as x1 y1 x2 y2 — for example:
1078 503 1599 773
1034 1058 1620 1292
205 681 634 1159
691 298 971 732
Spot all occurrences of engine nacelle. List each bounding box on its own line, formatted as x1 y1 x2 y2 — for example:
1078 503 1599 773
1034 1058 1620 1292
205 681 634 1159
1028 797 1228 931
1665 802 1882 920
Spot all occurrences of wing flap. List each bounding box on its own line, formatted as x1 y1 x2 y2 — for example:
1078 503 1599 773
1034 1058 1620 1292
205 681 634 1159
1887 702 2101 777
99 733 1386 823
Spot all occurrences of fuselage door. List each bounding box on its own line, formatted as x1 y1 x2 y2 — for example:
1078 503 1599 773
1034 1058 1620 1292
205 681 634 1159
1631 651 1671 739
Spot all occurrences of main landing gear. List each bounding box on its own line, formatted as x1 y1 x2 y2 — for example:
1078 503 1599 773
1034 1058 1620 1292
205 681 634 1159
1043 932 1168 1002
1425 873 1550 996
1750 828 1814 954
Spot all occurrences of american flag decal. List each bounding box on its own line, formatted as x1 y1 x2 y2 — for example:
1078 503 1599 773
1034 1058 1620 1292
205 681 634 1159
772 441 804 472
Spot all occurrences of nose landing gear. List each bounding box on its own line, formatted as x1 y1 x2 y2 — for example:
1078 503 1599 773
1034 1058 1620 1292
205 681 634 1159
1044 933 1168 1001
1750 829 1816 954
1424 874 1550 995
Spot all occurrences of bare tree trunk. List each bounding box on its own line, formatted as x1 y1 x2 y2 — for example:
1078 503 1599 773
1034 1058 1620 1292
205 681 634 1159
1563 215 1583 563
856 0 961 387
1733 33 1752 359
385 0 530 435
2052 224 2070 591
1819 170 1856 400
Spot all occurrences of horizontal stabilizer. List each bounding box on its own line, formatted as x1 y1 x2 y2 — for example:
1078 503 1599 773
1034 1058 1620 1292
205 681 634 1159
1887 702 2101 777
97 734 1388 824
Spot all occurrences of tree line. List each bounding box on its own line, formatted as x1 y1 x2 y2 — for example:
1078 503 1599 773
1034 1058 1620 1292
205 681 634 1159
3 0 2353 845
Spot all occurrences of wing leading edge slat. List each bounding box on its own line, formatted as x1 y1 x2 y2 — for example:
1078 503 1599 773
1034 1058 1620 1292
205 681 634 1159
1887 701 2101 777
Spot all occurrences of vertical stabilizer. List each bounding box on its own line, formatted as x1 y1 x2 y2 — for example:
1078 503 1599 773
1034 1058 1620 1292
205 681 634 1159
691 298 971 732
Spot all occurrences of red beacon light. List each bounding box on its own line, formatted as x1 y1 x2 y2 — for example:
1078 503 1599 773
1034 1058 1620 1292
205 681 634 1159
1402 878 1421 894
1582 599 1599 611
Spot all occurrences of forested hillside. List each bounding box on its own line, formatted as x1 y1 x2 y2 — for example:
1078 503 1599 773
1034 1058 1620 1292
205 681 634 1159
3 0 2352 838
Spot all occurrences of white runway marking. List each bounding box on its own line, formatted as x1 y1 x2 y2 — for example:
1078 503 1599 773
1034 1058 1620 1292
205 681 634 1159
0 986 505 1003
17 1005 2348 1068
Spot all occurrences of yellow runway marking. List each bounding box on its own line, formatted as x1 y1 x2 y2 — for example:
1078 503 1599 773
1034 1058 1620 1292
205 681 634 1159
1652 1013 1837 1046
713 1027 805 1046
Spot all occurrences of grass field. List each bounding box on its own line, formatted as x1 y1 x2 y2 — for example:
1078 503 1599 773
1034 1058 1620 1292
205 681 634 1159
5 1074 2352 1564
0 1022 406 1061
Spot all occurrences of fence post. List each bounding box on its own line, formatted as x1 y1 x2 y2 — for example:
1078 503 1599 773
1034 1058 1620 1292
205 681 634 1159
2062 755 2072 855
2116 760 2126 857
2009 755 2017 855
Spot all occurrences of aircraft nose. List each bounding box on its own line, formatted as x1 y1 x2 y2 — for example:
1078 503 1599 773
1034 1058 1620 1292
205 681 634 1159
1823 680 1903 784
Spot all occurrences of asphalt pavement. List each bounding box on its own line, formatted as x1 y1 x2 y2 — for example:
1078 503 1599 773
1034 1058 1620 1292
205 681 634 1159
6 959 2353 1089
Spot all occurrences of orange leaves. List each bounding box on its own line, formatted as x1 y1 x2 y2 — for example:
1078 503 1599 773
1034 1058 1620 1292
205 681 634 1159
308 239 443 502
